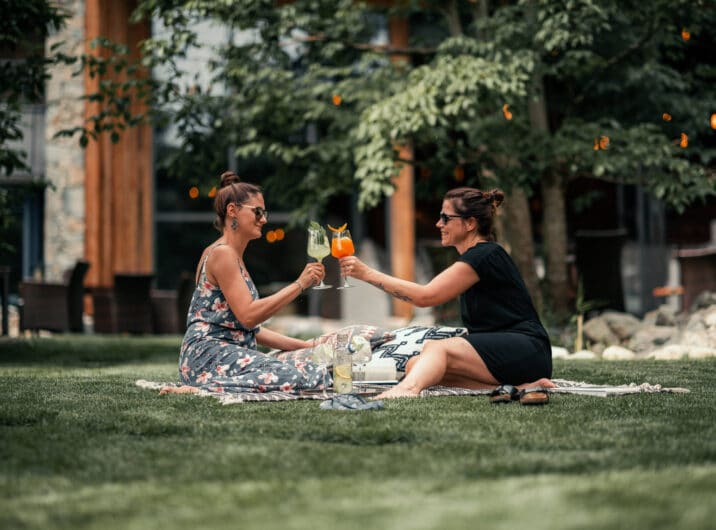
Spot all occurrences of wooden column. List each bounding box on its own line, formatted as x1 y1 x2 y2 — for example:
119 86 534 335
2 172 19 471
388 16 415 319
84 0 153 288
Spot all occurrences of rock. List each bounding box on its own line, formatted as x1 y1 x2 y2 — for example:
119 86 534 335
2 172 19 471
602 311 641 341
642 309 658 326
647 344 690 360
563 294 716 360
602 345 637 360
570 350 599 360
591 342 606 355
655 304 678 327
681 328 715 349
628 325 679 353
583 316 619 345
687 346 716 359
691 291 716 311
703 307 716 328
685 312 706 332
551 346 570 359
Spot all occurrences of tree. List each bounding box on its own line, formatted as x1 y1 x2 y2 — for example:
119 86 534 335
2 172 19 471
65 0 715 319
0 0 73 253
109 0 406 219
352 0 715 320
0 0 71 176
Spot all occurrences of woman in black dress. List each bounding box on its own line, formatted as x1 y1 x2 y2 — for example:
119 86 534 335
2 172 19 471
339 187 554 401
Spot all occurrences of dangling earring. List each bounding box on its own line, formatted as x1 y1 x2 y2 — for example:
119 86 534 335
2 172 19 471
231 217 238 231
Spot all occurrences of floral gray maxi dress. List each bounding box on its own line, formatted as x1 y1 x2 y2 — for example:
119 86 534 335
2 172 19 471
178 245 324 394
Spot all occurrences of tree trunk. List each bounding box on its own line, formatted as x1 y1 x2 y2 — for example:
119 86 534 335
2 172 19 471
502 187 544 314
442 0 463 36
541 172 570 319
526 0 570 321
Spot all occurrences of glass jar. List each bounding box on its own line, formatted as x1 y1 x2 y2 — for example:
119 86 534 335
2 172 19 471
332 347 353 394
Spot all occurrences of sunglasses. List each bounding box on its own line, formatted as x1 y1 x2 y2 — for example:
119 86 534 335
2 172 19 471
238 204 269 221
439 212 465 224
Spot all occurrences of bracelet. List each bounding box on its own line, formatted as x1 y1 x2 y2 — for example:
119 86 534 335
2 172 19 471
294 280 305 292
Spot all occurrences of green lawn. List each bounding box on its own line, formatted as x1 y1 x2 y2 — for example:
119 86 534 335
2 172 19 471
1 335 715 530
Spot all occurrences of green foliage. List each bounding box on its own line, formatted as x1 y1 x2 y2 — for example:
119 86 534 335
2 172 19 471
0 0 72 176
553 120 714 211
53 38 154 150
54 0 714 220
354 50 533 208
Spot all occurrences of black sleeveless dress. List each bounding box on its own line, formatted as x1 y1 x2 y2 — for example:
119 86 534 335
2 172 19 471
457 242 552 385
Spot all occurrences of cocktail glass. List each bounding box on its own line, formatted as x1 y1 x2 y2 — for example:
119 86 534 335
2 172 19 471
333 328 353 393
310 338 333 398
331 228 355 289
307 227 332 289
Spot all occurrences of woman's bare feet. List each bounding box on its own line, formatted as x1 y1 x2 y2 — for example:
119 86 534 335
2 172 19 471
516 377 555 391
374 383 421 400
159 385 200 395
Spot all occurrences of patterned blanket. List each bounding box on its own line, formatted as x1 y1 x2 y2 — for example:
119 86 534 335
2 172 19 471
135 378 689 405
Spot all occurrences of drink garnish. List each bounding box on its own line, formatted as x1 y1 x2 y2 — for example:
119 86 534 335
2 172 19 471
309 220 327 236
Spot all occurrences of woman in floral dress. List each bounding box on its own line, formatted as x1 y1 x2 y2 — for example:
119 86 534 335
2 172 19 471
163 171 327 396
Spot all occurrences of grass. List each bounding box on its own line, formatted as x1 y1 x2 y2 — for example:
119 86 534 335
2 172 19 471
1 335 715 530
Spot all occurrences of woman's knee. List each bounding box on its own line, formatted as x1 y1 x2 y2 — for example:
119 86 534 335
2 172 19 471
405 340 447 373
420 339 446 357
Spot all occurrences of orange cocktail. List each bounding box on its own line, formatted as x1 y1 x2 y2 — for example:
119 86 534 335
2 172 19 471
329 226 355 289
331 236 355 258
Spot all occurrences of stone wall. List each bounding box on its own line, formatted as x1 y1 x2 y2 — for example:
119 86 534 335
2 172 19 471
44 0 86 280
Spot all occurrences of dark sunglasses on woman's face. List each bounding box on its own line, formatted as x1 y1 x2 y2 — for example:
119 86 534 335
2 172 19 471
439 212 465 224
237 204 269 221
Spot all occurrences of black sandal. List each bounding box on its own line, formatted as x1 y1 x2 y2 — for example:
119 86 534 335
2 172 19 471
519 387 550 406
489 384 519 404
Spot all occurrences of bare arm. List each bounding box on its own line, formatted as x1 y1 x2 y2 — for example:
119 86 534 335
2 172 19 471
207 245 324 329
340 256 479 307
256 327 312 351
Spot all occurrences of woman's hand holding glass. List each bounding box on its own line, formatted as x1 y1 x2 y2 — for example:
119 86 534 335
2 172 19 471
307 226 332 289
330 228 355 289
297 262 325 291
338 255 367 282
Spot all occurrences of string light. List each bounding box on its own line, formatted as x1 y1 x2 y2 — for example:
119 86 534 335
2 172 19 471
662 113 672 122
208 186 217 198
453 166 465 182
710 113 716 130
274 228 285 241
594 136 609 150
266 230 277 243
502 104 513 120
188 186 199 199
681 28 691 41
679 133 688 148
332 94 342 106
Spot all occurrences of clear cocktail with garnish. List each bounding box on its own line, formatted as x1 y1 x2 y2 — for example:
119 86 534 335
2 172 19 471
307 223 331 290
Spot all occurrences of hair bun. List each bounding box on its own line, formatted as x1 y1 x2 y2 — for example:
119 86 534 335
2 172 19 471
220 170 241 189
487 189 504 208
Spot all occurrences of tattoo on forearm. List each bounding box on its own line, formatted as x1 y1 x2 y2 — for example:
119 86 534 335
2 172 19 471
370 280 413 302
392 290 413 302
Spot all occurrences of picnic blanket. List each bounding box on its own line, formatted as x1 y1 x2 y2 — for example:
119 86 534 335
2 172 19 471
135 378 689 405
